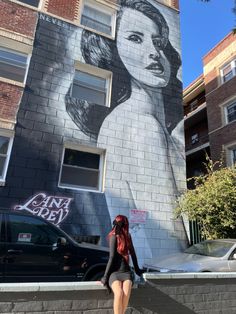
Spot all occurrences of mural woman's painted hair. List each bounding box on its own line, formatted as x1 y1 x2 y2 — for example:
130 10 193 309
66 0 182 138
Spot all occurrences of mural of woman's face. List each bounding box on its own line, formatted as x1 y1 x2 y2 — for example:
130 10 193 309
117 8 171 88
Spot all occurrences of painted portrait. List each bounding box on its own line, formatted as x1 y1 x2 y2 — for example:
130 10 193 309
4 0 187 262
65 0 187 262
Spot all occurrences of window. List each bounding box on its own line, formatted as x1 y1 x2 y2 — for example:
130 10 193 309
191 133 199 145
226 101 236 124
59 146 105 191
0 47 29 83
15 0 40 7
221 59 236 83
190 100 198 112
0 134 14 184
231 148 236 165
8 214 61 245
225 144 236 166
71 66 112 107
81 0 116 36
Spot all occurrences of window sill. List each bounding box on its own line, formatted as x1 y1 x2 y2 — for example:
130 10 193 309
0 77 25 88
58 184 104 194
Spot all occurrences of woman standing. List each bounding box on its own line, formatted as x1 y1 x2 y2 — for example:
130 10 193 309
101 215 143 314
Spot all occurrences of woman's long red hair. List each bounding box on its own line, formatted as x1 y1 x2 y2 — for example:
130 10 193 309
108 215 131 263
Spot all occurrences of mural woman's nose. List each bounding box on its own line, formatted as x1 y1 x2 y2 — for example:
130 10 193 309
149 50 160 61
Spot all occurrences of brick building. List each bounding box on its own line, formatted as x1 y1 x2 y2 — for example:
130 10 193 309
0 0 187 265
183 31 236 189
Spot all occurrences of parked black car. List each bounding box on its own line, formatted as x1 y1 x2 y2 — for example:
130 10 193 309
0 210 109 282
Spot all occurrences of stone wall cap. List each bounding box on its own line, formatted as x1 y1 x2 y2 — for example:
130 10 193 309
143 272 236 280
0 281 105 292
0 281 139 292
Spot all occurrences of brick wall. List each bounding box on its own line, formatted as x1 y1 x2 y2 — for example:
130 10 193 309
203 32 234 65
0 0 37 37
1 275 236 314
0 82 23 124
44 0 80 22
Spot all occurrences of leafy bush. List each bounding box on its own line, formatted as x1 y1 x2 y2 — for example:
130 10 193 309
175 160 236 239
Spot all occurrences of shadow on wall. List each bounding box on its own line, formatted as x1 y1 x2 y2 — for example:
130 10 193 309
3 127 111 245
130 284 196 314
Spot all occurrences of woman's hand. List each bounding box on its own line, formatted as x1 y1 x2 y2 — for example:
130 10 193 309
136 268 144 277
100 276 108 286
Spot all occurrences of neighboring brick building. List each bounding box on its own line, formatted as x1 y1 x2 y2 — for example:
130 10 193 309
0 0 187 266
183 31 236 187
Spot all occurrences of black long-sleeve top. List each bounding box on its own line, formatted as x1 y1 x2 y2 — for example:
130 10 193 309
102 234 142 282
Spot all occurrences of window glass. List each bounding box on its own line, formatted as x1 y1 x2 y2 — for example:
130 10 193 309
8 214 61 245
17 0 40 7
227 102 236 123
64 149 100 169
0 136 10 178
221 59 236 84
0 48 28 83
0 136 9 154
0 156 6 177
232 149 236 165
81 4 112 35
72 70 107 106
60 166 99 189
185 240 233 257
59 148 102 190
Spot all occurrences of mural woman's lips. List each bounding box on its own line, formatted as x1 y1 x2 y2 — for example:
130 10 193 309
145 62 164 76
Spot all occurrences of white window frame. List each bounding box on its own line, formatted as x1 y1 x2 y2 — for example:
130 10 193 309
80 0 117 38
0 46 30 85
58 144 106 192
224 101 236 125
220 58 236 84
225 143 236 167
10 0 42 9
0 131 14 186
72 62 112 108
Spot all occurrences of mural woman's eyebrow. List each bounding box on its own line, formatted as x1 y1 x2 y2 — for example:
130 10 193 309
125 31 144 36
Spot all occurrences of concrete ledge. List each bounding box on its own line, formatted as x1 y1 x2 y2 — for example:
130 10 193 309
0 281 105 292
0 274 236 313
143 271 236 280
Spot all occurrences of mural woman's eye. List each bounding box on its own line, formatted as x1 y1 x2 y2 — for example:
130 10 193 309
153 38 162 49
127 34 143 44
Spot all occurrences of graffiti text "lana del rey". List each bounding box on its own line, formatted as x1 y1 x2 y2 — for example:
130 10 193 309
14 193 73 226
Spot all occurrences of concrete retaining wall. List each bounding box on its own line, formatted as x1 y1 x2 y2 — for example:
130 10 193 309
0 273 236 313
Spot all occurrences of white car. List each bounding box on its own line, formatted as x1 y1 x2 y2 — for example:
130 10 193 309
144 239 236 273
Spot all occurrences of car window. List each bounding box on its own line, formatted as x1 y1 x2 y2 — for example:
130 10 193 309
7 214 62 245
184 241 234 257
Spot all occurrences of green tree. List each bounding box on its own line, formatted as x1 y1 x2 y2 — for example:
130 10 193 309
175 160 236 239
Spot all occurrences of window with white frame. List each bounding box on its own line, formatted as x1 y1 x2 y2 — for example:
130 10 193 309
226 101 236 124
221 59 236 83
232 148 236 165
15 0 40 7
0 47 29 83
71 67 112 107
59 146 105 191
81 0 116 36
226 146 236 166
0 135 14 183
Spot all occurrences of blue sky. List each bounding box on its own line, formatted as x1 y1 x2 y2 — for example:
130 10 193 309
179 0 235 88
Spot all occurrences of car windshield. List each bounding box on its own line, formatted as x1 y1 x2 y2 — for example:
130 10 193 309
184 241 234 257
